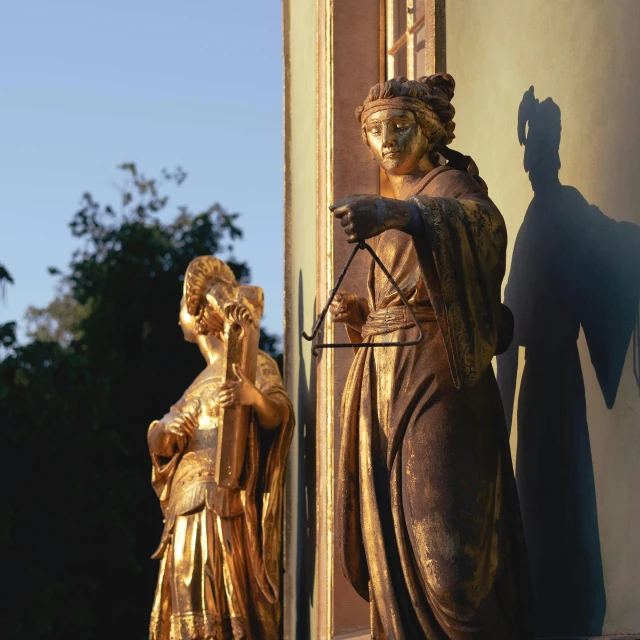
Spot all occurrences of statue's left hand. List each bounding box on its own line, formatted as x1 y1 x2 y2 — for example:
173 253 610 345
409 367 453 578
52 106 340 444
219 364 260 408
165 410 198 439
330 194 412 243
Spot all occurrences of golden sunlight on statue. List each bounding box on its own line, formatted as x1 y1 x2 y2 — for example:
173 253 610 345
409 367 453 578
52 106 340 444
148 256 293 640
330 74 535 638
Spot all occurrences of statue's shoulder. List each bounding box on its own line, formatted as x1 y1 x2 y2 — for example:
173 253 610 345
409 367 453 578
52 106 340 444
187 365 223 393
257 350 281 379
429 166 487 199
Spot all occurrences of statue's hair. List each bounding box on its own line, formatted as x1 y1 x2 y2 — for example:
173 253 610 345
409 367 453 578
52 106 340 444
356 73 456 153
184 256 237 335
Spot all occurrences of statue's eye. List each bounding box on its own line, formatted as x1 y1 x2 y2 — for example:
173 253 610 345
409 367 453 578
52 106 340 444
369 127 381 136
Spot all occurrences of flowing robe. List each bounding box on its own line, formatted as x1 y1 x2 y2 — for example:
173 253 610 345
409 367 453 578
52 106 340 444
337 166 534 639
149 351 293 640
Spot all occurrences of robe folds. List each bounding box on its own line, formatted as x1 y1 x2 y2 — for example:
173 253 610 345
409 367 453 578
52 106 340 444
336 166 534 639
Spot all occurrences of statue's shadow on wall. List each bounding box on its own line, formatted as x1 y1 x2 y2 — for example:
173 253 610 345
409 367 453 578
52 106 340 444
497 87 640 638
295 272 316 640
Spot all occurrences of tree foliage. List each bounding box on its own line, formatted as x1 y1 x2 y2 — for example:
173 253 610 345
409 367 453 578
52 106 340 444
0 262 14 299
0 263 16 356
0 164 281 639
25 282 87 346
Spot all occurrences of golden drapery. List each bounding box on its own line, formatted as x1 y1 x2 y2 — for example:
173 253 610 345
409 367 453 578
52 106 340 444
149 351 293 640
336 166 534 638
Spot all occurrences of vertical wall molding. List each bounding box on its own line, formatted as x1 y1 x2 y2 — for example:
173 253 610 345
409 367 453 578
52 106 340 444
425 0 446 74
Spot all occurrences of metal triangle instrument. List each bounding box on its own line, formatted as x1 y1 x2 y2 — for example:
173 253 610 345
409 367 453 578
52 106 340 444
302 241 425 357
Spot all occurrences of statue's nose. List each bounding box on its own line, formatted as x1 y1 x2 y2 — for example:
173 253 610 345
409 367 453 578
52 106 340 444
381 122 396 146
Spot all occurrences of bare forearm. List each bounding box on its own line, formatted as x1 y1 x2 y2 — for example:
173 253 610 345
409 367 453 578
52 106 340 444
252 393 286 430
219 365 287 430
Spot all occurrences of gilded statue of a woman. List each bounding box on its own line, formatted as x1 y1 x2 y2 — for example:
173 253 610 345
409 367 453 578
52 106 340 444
148 256 293 640
330 74 534 638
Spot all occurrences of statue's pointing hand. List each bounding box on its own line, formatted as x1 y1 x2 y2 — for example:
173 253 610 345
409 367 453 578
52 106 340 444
330 194 415 243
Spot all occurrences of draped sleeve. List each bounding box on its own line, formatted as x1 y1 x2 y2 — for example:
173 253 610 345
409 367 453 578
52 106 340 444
578 200 640 408
242 351 294 604
148 397 188 516
410 168 508 389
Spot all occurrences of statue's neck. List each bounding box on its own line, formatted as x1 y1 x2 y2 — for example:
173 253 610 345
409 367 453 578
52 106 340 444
386 154 436 200
197 334 224 367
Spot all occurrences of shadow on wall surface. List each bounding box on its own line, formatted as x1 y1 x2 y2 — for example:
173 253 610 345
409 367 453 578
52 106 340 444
295 271 316 640
497 87 640 637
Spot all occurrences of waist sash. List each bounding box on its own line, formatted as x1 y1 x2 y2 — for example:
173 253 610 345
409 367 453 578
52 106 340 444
361 304 436 339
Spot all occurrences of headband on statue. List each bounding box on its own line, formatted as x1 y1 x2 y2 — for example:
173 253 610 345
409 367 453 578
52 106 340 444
357 97 436 124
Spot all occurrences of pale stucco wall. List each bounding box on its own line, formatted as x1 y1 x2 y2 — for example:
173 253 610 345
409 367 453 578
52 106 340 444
284 0 380 636
283 0 317 637
447 0 640 634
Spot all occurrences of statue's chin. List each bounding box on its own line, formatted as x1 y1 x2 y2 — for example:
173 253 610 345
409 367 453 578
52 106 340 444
182 329 197 343
380 162 404 176
379 156 421 177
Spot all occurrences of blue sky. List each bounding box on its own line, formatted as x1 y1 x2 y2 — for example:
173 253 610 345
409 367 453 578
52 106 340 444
0 0 284 337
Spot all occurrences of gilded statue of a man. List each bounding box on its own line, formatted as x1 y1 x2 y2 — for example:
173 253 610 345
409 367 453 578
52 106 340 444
330 74 534 637
148 256 293 640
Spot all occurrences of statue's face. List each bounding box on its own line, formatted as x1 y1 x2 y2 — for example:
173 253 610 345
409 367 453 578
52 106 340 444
179 294 225 342
364 108 429 175
179 296 198 343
